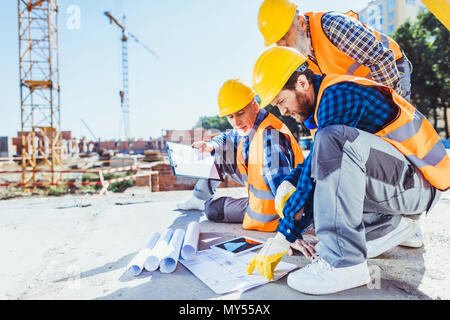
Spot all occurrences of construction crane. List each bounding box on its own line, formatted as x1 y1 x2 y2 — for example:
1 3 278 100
104 11 157 143
80 118 97 141
18 0 62 190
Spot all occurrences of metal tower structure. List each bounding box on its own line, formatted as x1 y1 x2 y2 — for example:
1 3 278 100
104 11 157 142
120 20 130 142
18 0 62 190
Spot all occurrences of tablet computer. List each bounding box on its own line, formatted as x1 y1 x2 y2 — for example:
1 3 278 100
211 236 265 256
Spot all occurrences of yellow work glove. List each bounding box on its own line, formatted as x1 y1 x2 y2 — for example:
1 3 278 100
275 180 296 219
246 232 291 281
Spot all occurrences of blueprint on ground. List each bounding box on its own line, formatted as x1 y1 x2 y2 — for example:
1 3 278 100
180 249 298 295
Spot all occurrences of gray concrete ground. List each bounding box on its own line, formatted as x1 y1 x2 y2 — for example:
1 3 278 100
0 186 449 300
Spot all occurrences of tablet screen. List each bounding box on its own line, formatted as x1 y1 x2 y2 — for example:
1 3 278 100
214 237 263 254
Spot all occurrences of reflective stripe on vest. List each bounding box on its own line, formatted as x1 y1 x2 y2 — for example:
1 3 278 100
246 206 279 223
249 184 275 200
407 141 448 168
312 74 450 191
306 11 403 78
237 112 305 231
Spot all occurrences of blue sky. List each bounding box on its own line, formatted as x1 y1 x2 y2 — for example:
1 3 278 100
0 0 369 140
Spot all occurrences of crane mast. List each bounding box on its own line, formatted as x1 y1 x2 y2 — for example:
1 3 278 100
104 11 157 143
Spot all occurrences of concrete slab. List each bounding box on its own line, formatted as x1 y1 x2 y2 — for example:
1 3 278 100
0 187 449 300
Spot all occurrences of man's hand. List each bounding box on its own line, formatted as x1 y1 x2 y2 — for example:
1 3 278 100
246 233 290 281
275 180 296 219
288 238 317 258
191 141 214 154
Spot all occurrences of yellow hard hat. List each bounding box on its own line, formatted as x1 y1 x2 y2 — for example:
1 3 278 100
218 79 256 117
253 46 308 108
258 0 298 47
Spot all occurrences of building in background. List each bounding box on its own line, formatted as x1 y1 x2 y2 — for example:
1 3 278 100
358 0 427 35
0 137 15 159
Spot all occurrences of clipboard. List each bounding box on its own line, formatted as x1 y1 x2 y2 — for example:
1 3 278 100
166 142 223 181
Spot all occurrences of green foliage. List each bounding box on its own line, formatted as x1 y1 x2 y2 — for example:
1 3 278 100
393 11 449 136
194 115 232 132
103 172 117 181
82 172 99 182
46 185 69 196
194 105 300 138
0 187 22 200
107 179 135 193
82 172 117 182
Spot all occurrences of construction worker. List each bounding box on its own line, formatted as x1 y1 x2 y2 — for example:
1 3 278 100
257 0 412 101
177 79 304 232
246 47 449 294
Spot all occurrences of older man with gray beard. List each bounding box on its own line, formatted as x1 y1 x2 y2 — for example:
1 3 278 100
258 0 412 101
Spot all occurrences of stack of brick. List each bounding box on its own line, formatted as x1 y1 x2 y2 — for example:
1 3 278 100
152 163 176 191
143 150 162 162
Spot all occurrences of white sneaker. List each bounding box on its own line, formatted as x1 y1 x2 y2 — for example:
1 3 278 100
366 217 415 258
287 255 370 295
400 220 424 248
176 196 205 211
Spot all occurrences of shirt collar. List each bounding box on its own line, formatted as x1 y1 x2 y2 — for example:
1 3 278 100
303 75 324 129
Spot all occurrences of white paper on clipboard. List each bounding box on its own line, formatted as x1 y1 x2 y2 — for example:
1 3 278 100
166 142 222 180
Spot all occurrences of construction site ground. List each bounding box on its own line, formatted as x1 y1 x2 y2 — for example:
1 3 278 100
1 185 449 300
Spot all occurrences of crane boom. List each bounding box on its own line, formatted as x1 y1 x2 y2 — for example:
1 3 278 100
104 11 158 57
80 118 97 141
104 11 125 31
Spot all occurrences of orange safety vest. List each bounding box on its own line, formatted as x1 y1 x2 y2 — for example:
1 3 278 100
311 74 450 191
305 11 403 78
237 113 304 231
306 57 322 76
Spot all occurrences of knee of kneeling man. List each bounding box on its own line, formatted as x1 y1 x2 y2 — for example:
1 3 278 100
204 199 225 221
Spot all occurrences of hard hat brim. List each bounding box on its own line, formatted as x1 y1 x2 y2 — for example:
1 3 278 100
219 93 256 117
259 59 306 108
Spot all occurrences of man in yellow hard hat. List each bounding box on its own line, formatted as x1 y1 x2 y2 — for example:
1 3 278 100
177 79 304 232
246 46 447 294
258 0 412 100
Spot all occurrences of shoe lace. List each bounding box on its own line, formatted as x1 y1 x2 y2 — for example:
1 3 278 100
304 254 333 275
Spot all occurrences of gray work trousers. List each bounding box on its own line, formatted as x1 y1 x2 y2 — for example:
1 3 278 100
311 125 441 268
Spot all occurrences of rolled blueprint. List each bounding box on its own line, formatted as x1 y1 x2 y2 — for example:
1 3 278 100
144 228 173 272
160 228 186 273
127 232 161 276
181 221 200 260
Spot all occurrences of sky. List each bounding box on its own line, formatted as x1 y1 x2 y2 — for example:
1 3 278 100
0 0 370 141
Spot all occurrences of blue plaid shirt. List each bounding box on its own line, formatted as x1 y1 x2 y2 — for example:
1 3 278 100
277 75 398 242
210 108 296 196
